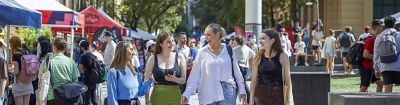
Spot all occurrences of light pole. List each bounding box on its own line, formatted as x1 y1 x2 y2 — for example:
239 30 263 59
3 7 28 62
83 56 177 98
306 1 313 25
316 0 320 28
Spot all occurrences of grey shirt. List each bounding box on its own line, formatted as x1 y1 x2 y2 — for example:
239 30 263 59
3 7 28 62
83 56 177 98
338 32 355 53
373 28 400 72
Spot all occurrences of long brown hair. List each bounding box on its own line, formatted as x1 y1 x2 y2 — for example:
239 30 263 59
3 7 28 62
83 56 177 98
253 30 282 66
110 41 136 75
10 36 22 55
154 31 173 55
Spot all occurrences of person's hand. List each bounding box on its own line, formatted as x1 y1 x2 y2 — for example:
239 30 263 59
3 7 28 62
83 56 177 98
148 76 158 84
165 71 177 82
375 71 382 79
239 94 247 105
181 96 188 105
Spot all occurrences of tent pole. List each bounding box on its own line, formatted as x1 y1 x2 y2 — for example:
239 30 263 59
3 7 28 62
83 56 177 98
37 28 41 56
6 25 10 62
70 26 74 58
82 26 84 38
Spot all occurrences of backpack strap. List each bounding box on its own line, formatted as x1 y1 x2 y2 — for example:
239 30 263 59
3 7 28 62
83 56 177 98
226 44 238 89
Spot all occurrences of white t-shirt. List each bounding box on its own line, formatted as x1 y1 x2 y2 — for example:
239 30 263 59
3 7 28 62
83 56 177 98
0 48 6 59
294 41 306 54
280 35 292 56
324 36 336 48
357 33 371 43
104 41 117 66
233 45 255 68
312 30 324 46
131 55 140 68
91 51 104 62
177 44 191 59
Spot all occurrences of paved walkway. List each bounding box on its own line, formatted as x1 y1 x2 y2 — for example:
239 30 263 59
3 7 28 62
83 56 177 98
97 82 252 105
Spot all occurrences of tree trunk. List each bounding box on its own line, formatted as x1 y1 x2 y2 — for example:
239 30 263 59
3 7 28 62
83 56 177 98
269 1 275 27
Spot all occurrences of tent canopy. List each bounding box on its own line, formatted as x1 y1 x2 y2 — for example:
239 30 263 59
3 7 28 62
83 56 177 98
51 6 126 35
16 0 82 27
0 0 41 28
380 12 400 24
130 29 155 40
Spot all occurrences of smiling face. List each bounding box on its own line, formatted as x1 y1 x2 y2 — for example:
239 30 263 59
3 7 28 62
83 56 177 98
204 27 220 45
126 44 134 62
160 36 174 53
259 32 274 50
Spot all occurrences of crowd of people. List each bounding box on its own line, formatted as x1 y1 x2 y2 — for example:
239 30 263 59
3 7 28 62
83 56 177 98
0 16 399 105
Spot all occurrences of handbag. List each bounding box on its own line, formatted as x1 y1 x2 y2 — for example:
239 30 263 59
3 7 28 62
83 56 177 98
36 55 52 105
49 58 87 101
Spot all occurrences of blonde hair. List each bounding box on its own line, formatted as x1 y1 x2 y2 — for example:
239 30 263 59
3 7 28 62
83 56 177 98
206 23 226 39
110 41 136 75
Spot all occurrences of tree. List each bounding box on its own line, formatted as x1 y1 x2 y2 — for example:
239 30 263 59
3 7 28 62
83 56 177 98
141 0 185 33
11 27 52 49
191 0 245 32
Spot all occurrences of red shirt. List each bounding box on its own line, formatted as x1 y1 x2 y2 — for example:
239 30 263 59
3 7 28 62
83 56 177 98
362 37 374 69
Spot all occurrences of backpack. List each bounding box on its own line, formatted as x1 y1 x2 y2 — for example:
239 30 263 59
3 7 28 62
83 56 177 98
347 36 373 66
378 32 399 63
86 53 106 84
18 54 40 82
340 33 352 48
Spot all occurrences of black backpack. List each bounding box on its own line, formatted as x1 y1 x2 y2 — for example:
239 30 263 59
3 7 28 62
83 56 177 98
340 33 352 48
86 53 106 85
347 36 373 65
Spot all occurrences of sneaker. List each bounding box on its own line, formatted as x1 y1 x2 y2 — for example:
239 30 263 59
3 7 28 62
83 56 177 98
294 62 298 66
305 63 309 66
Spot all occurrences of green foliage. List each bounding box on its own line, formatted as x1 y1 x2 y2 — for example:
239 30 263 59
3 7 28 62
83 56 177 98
13 27 52 49
101 0 186 33
191 0 245 31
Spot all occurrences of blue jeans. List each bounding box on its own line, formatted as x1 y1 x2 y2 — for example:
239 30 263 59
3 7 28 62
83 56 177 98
208 82 237 105
303 37 310 53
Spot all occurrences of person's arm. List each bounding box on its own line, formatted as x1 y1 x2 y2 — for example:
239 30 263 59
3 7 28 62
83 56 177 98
373 36 381 72
144 55 155 104
336 34 342 48
13 62 19 75
363 39 374 59
144 55 155 81
280 52 294 105
71 63 81 82
165 53 186 84
249 55 260 105
231 51 246 96
107 69 119 105
182 51 203 101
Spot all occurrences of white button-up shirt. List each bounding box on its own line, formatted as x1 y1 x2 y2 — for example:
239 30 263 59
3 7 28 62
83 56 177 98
104 41 116 66
177 44 191 59
183 44 246 105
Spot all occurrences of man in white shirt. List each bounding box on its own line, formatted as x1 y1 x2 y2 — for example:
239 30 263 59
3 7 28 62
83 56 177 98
278 25 292 57
176 32 191 59
103 32 116 68
357 26 371 43
294 36 309 66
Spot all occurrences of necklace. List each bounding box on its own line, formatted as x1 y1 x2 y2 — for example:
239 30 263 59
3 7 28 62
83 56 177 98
208 44 222 58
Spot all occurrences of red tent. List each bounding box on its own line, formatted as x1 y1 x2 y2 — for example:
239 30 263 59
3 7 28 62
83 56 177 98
52 6 126 50
52 6 126 40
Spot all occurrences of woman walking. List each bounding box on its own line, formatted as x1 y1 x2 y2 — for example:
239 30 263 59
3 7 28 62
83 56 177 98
144 31 186 105
181 23 246 105
249 29 294 105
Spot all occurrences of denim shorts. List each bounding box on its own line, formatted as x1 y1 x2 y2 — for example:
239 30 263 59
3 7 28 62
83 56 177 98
208 81 237 105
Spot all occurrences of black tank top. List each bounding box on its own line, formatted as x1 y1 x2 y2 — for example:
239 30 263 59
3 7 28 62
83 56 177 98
153 53 181 85
257 51 283 85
